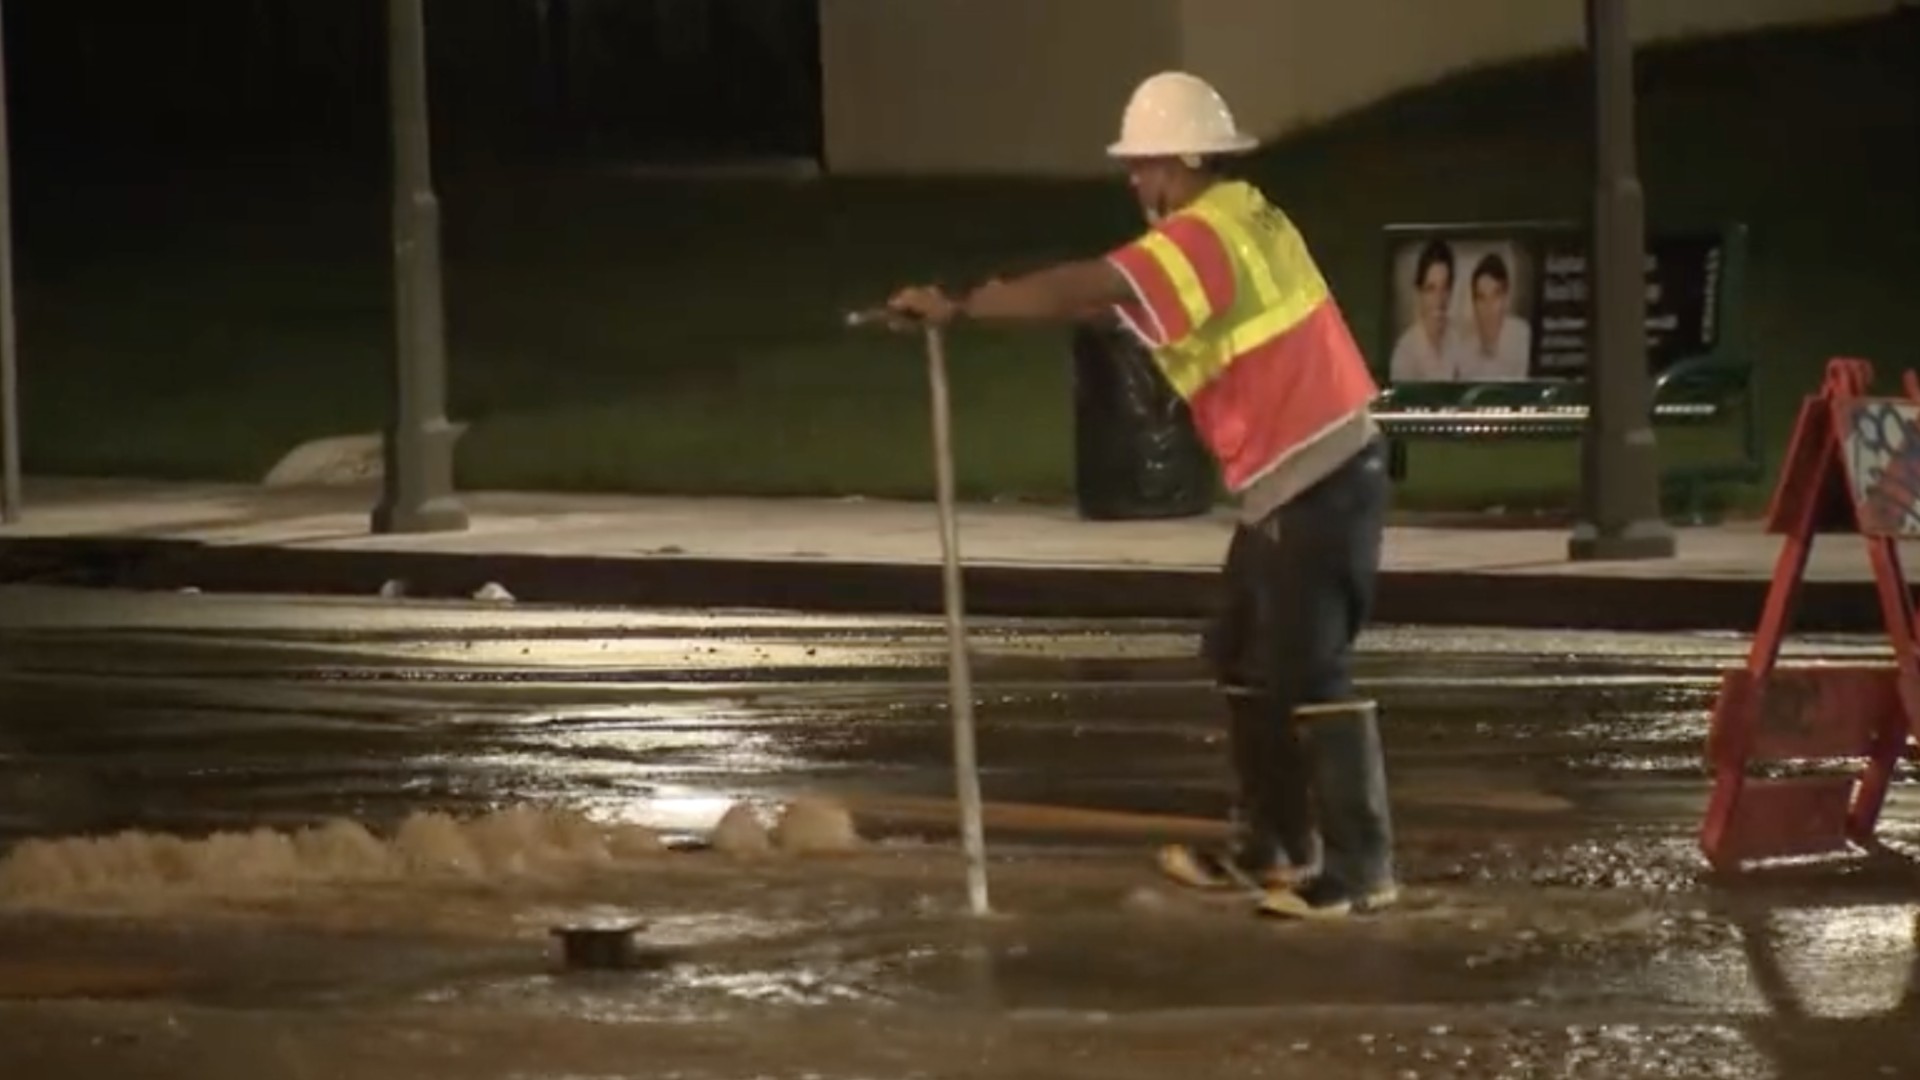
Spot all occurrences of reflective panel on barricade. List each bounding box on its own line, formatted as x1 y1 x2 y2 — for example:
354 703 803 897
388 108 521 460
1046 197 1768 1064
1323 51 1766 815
1841 392 1920 538
1700 358 1920 871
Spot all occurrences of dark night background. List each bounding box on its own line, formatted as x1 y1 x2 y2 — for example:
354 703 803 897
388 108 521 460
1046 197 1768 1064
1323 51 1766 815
4 0 824 177
0 3 1909 510
0 0 864 496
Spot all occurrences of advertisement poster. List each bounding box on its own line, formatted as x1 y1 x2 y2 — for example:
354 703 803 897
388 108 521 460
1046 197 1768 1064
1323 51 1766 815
1384 225 1723 384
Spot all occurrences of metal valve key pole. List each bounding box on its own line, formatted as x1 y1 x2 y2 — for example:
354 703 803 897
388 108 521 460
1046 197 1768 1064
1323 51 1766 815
848 309 991 918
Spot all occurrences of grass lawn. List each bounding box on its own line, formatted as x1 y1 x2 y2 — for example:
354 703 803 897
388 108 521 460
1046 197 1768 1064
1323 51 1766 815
13 17 1917 514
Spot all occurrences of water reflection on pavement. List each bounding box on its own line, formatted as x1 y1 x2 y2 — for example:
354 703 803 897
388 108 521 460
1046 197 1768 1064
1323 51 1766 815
0 586 1915 1079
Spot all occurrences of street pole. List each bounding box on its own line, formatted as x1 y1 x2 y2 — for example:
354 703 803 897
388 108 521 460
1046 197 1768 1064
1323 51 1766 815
0 0 20 526
374 0 468 535
1569 0 1673 562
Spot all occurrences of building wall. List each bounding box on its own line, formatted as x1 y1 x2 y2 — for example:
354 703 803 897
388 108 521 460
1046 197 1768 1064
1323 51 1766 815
818 0 1180 176
820 0 1896 176
1182 0 1900 146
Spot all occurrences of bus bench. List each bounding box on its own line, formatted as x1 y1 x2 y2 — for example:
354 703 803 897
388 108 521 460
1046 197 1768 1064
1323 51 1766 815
1369 220 1761 522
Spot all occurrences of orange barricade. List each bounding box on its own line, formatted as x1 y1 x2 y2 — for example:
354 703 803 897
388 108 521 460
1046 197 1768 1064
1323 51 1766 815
1700 357 1920 870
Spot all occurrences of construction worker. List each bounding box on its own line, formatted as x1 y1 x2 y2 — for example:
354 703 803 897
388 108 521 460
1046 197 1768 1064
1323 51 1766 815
885 71 1396 919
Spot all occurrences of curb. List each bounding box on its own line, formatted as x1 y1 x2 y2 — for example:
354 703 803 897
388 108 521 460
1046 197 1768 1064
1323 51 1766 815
0 535 1879 632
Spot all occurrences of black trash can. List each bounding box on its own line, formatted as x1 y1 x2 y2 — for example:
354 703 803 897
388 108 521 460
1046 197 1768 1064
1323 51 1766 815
1070 319 1216 521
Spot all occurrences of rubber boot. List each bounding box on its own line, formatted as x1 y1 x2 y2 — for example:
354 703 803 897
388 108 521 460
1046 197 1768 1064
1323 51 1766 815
1257 700 1397 920
1159 691 1320 891
1241 692 1321 883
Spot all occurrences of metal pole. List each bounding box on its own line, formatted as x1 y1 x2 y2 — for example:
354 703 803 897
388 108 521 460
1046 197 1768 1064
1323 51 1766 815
926 324 991 918
0 0 20 526
1569 0 1673 561
373 0 467 535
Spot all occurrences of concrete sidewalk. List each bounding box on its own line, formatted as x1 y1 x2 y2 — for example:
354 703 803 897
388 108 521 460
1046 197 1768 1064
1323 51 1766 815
0 478 1910 631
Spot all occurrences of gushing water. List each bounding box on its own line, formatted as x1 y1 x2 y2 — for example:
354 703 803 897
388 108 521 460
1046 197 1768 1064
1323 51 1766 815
0 797 865 909
0 805 670 905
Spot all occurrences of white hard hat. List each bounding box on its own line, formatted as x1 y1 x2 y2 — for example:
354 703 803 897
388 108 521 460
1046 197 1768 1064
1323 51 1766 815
1107 71 1259 159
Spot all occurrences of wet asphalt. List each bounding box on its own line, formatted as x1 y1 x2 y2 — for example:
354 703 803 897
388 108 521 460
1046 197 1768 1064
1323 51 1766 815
0 584 1916 1079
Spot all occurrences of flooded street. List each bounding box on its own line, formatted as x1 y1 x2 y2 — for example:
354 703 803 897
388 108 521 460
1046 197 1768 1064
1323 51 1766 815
0 584 1915 1078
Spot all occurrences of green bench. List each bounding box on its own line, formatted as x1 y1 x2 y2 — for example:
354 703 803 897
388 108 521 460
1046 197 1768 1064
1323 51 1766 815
1369 220 1761 522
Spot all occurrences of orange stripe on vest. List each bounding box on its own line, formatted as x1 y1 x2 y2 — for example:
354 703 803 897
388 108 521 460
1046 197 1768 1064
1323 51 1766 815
1188 299 1378 492
1106 181 1378 493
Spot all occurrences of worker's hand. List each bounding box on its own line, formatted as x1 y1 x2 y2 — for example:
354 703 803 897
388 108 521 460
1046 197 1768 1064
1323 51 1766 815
886 285 962 327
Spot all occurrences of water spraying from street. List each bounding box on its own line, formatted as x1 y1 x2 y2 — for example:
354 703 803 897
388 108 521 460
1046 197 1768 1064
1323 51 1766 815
0 585 1914 1078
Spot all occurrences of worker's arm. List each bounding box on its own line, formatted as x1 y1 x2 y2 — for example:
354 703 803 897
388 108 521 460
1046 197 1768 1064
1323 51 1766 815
960 260 1134 322
888 258 1132 327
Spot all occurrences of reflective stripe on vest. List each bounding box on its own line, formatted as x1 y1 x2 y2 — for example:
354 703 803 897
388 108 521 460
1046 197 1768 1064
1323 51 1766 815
1121 182 1378 492
1138 231 1216 332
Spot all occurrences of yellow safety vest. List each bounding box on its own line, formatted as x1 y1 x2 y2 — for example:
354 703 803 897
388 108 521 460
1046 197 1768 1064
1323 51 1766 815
1107 181 1377 491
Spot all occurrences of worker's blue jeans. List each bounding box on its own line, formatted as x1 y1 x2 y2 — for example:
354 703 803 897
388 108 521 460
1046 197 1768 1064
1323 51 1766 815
1202 436 1392 892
